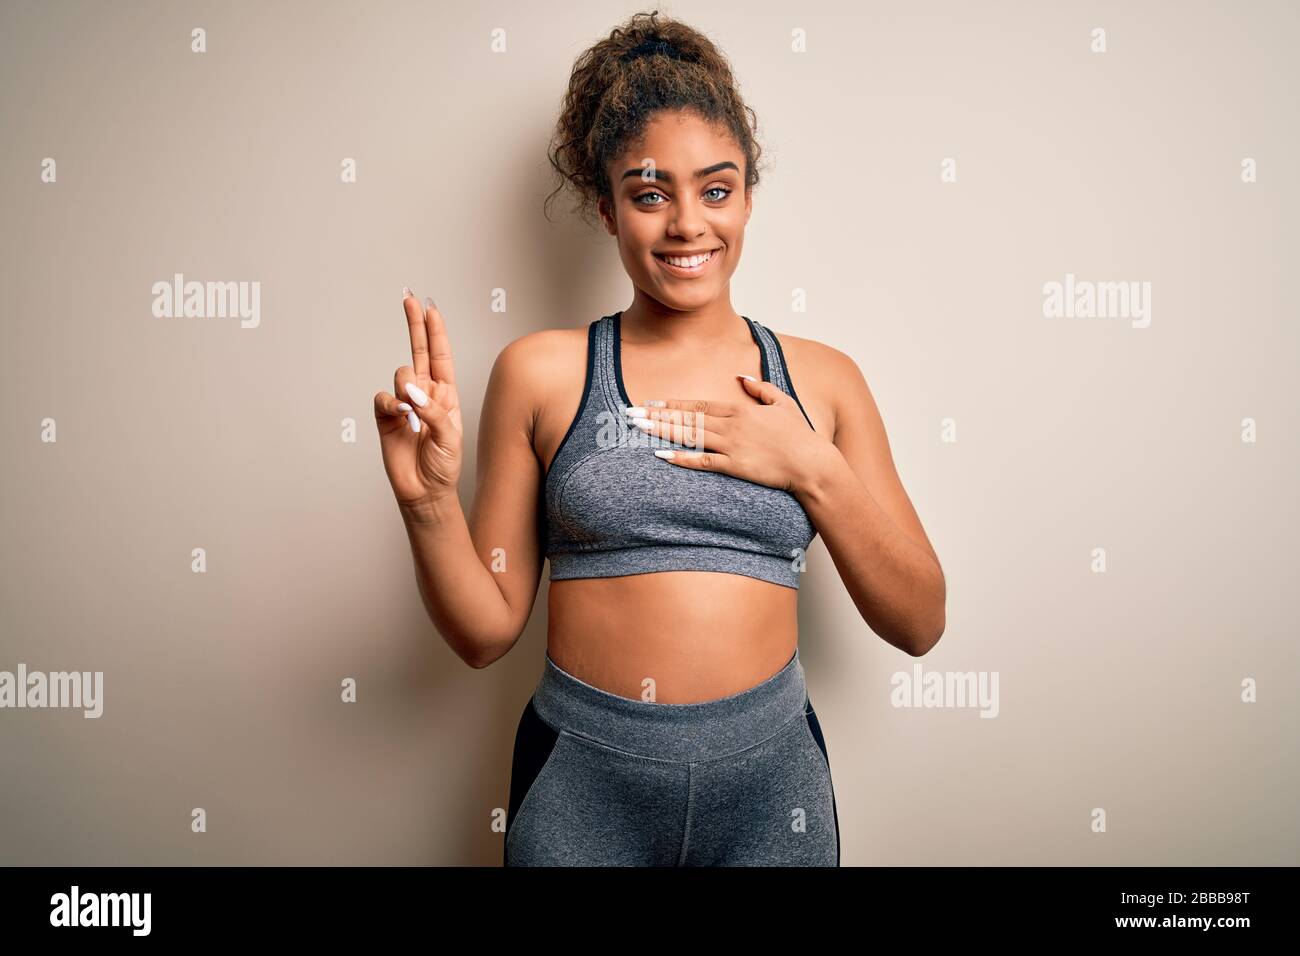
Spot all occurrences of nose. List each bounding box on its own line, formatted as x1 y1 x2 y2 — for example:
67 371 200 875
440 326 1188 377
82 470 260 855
666 192 707 241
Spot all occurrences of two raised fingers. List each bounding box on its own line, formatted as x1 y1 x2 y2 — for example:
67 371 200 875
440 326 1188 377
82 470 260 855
374 289 456 434
403 288 456 386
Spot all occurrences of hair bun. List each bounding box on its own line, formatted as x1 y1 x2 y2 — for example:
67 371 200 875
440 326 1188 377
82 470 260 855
545 11 763 228
620 36 684 62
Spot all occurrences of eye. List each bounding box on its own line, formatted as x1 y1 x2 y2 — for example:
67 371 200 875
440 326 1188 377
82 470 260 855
634 186 733 207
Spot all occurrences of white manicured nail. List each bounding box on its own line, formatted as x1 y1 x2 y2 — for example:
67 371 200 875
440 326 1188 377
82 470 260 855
646 400 666 407
397 402 412 412
625 406 647 417
736 374 756 381
402 286 413 299
631 417 653 430
407 411 421 433
654 449 674 459
405 382 429 406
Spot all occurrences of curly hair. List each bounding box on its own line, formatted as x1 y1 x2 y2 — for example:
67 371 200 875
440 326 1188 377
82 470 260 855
544 10 765 227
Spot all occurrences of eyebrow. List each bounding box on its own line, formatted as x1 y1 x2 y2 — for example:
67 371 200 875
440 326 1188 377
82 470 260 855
620 161 740 184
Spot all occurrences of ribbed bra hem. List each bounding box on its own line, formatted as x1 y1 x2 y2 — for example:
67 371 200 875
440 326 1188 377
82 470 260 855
548 544 802 590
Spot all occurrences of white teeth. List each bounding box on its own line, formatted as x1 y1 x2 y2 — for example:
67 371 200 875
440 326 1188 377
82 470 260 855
660 250 715 268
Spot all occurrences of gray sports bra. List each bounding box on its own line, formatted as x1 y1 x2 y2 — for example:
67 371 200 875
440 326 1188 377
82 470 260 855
542 311 818 589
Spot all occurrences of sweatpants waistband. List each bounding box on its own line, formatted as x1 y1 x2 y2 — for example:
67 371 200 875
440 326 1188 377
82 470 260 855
531 647 808 763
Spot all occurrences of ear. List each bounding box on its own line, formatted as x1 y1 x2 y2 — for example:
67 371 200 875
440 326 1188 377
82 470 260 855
597 195 617 237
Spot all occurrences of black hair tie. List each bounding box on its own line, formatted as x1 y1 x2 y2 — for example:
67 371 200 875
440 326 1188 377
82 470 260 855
621 36 684 62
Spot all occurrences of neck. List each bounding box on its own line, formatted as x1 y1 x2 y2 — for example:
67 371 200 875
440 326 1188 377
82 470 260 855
621 293 745 346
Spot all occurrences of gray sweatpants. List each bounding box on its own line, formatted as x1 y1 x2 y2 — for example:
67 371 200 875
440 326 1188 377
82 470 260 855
504 647 840 866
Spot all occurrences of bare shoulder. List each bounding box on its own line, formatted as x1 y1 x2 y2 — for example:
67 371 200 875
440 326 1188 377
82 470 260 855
769 329 857 372
492 325 582 373
764 328 870 440
484 325 589 453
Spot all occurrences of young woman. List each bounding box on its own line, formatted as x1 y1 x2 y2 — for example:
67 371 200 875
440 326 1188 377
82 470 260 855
373 11 945 866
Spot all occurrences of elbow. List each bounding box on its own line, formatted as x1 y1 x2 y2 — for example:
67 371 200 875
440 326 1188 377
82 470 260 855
880 613 944 658
430 622 511 670
462 631 521 670
906 576 947 657
462 640 503 670
905 618 945 657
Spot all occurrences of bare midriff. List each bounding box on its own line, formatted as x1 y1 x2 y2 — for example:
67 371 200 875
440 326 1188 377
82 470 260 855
547 574 797 703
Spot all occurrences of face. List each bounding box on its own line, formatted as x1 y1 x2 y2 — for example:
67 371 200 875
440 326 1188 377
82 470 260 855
598 109 751 311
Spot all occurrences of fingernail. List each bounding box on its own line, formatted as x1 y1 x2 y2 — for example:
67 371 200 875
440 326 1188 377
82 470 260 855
631 417 652 430
736 374 756 382
424 295 435 309
405 382 429 406
646 400 667 407
403 286 413 299
654 449 675 459
624 406 647 417
407 411 421 433
397 402 412 412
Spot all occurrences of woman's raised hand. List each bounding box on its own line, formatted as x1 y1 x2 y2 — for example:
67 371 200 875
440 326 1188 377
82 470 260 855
373 290 464 508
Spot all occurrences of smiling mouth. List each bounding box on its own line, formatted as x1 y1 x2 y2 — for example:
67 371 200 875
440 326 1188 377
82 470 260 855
653 247 722 274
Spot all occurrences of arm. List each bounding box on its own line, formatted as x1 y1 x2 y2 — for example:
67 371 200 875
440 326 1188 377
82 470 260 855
791 347 946 656
396 335 546 669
